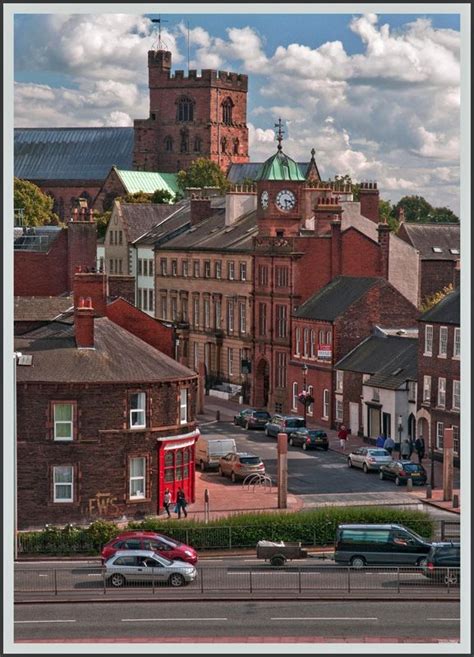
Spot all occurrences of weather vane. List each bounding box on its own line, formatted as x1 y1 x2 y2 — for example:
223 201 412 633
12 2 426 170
151 16 169 51
274 118 285 151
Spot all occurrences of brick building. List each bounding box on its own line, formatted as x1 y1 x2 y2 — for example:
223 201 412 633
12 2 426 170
288 277 419 429
416 288 460 461
133 49 249 173
15 275 198 530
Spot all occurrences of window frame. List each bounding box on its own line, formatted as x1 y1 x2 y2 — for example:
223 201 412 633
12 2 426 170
424 325 433 356
228 261 235 281
292 382 298 411
180 388 188 425
53 465 74 503
307 385 314 416
239 262 247 281
438 326 448 358
129 456 146 499
452 380 460 411
295 327 301 357
322 389 329 420
336 370 343 393
453 327 460 359
436 422 444 450
53 402 75 441
130 392 146 429
423 375 431 403
437 377 446 408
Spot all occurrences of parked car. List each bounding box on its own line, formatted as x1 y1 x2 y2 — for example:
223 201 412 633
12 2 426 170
234 408 271 430
288 428 329 451
264 414 306 438
422 542 460 585
195 436 237 471
218 451 265 482
101 531 198 564
347 447 392 473
379 460 427 486
104 550 197 588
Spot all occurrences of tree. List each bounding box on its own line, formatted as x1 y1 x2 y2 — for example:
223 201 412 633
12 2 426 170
117 190 152 204
94 211 111 239
151 189 175 204
420 284 455 313
429 206 459 223
177 158 229 192
14 177 60 226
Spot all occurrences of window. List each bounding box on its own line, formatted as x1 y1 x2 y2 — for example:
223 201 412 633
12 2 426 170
53 466 73 502
180 128 189 153
171 296 178 321
221 136 227 153
177 96 194 122
258 303 267 336
303 328 309 357
307 385 314 416
275 266 289 287
438 377 446 408
326 330 332 345
424 325 433 355
109 231 114 245
228 348 234 376
182 260 189 277
193 343 199 371
227 300 234 333
193 260 200 278
258 265 268 286
222 97 233 124
228 261 235 280
138 259 143 276
193 296 200 327
452 425 459 454
453 327 460 358
215 261 222 279
148 289 154 313
292 382 298 411
239 302 246 334
180 389 188 424
436 422 444 449
215 297 222 329
310 330 316 359
204 297 211 329
408 381 416 401
164 136 173 152
160 294 167 320
275 352 287 389
452 380 460 410
119 231 123 245
239 262 247 281
319 330 325 345
233 138 239 155
109 259 114 274
171 260 178 276
295 327 301 356
439 326 448 357
54 403 74 441
322 389 329 419
335 398 343 422
181 295 188 322
193 136 201 152
423 376 431 403
372 388 380 402
160 258 167 276
129 457 146 499
276 304 288 338
148 259 154 277
142 288 148 311
204 260 211 278
130 392 146 428
336 370 343 393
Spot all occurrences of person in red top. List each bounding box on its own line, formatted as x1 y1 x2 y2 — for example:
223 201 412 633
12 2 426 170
338 425 349 451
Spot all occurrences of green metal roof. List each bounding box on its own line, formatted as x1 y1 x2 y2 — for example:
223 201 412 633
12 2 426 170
115 168 180 196
255 149 306 182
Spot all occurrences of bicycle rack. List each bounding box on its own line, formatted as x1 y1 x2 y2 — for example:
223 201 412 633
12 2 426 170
242 473 274 492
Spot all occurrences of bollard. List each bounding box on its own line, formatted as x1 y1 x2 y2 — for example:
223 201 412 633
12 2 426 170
216 410 220 421
452 494 459 508
406 478 413 491
426 485 432 499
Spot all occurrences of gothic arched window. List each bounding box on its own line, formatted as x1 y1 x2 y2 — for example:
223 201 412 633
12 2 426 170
221 137 227 154
177 96 194 122
180 128 189 153
164 136 173 152
233 138 239 155
193 136 202 152
222 97 233 124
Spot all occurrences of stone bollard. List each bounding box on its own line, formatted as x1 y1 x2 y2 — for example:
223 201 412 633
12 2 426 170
216 410 220 422
452 494 459 508
406 478 413 491
425 485 432 499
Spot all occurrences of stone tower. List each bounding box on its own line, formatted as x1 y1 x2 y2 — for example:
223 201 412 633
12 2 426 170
133 49 249 173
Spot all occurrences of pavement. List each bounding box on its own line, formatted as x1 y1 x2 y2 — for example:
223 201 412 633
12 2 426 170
188 396 461 520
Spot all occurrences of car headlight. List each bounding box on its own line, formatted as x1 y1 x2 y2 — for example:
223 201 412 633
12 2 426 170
184 550 194 556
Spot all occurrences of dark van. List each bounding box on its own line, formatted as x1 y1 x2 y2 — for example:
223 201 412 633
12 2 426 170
334 524 432 568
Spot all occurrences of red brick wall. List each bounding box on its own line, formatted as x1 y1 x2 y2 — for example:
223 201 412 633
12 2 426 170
340 228 383 277
359 184 379 223
420 260 457 304
38 181 102 221
67 220 98 291
14 230 69 296
108 275 135 305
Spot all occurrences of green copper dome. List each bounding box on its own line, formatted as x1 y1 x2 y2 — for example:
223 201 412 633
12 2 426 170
256 149 306 182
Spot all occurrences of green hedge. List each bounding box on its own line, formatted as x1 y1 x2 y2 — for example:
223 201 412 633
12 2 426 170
17 507 435 555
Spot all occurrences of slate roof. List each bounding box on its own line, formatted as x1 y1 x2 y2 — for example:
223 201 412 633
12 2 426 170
227 162 310 183
420 288 460 325
133 200 192 247
398 223 460 260
335 333 417 379
119 200 189 244
14 127 134 181
15 317 196 384
115 168 179 196
14 296 73 322
364 340 418 389
294 276 382 321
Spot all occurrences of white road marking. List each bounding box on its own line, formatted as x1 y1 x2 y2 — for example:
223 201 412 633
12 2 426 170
122 617 228 622
38 574 49 577
271 617 378 621
427 618 460 621
230 571 321 575
15 620 76 624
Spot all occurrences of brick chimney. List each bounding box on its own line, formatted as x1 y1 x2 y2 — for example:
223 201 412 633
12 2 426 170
314 196 342 236
67 208 97 292
225 184 257 226
190 194 212 226
75 297 95 349
377 223 390 279
73 267 108 317
359 182 380 223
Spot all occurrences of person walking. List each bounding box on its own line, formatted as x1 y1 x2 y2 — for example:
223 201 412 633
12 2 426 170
383 435 395 455
375 434 385 448
176 487 188 519
414 436 425 464
338 425 349 451
163 488 172 518
400 439 411 460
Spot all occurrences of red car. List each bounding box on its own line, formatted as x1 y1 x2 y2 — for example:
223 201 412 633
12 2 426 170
100 531 198 565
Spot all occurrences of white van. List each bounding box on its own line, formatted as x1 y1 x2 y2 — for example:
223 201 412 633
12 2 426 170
195 437 237 471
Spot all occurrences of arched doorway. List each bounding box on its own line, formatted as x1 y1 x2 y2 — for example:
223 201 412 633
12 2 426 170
408 413 416 441
255 359 270 409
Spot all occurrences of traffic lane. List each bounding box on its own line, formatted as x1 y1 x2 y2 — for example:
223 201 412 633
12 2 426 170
14 599 460 642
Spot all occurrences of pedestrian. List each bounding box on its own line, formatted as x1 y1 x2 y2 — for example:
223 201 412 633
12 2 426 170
375 434 385 448
414 436 425 464
383 435 395 455
163 488 172 518
176 487 188 519
400 439 411 460
408 437 415 459
338 424 349 451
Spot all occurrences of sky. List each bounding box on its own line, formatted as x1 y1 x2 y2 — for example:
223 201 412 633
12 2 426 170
12 8 463 213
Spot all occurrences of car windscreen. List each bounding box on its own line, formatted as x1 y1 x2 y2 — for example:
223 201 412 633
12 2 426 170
369 450 389 456
239 456 261 465
286 419 305 428
255 412 271 418
308 431 327 438
403 463 423 472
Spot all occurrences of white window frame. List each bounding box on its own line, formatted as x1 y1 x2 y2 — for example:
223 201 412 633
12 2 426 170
452 425 459 454
204 297 211 329
438 326 448 358
227 300 234 333
239 302 246 334
215 261 222 279
193 296 200 327
438 377 446 408
408 380 416 401
295 327 301 356
423 375 431 403
215 298 222 329
335 370 343 393
322 389 329 420
129 457 146 499
53 465 74 502
453 327 460 359
452 380 460 411
143 259 148 277
228 348 234 376
53 403 74 441
436 422 444 450
240 262 247 281
335 398 343 422
182 260 189 277
424 325 433 356
292 382 298 411
148 259 153 277
307 385 314 416
303 328 309 358
130 392 146 429
180 388 188 424
310 330 316 359
228 261 235 280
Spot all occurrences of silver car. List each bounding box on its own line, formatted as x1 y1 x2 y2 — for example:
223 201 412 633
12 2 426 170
104 550 197 588
218 451 265 482
347 447 392 473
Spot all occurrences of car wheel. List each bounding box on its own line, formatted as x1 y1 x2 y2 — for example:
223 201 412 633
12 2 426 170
347 458 353 468
270 555 285 568
350 556 366 569
395 476 401 486
200 460 206 472
110 573 125 588
379 471 385 480
444 573 459 585
219 466 225 477
169 573 185 587
416 557 427 567
289 437 294 446
231 471 237 483
302 442 307 451
363 463 368 474
265 428 270 437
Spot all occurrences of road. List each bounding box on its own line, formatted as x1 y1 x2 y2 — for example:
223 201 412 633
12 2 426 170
13 599 460 643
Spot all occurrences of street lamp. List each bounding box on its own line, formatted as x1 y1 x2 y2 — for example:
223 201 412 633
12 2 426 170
398 415 403 459
302 363 308 426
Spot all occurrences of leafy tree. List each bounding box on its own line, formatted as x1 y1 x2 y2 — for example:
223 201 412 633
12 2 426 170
177 158 229 192
420 284 455 313
151 189 175 204
14 177 60 226
117 190 152 204
93 211 111 239
429 206 459 223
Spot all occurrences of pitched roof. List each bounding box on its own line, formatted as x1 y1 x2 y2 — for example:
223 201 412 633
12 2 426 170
294 276 381 321
15 317 196 383
336 335 417 376
256 149 307 182
14 296 73 322
14 127 134 181
420 288 460 325
364 340 418 389
133 200 192 247
227 161 310 183
398 223 460 260
118 200 188 243
115 168 180 196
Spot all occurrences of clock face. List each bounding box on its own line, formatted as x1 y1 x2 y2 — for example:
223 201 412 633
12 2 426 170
260 190 269 209
275 189 296 211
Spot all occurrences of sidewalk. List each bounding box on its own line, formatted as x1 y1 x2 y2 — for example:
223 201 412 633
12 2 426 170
195 396 461 517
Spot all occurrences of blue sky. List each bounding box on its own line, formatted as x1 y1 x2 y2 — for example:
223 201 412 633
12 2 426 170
13 9 463 212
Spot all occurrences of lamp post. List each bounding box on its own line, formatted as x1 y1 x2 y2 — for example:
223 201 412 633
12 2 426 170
397 415 403 459
430 443 435 489
302 363 308 426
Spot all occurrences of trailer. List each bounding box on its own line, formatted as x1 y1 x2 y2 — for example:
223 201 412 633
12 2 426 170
256 540 308 567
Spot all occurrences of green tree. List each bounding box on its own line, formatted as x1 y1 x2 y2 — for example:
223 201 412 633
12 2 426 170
429 206 459 223
94 211 111 239
117 190 152 204
391 195 433 223
177 158 229 192
14 177 60 226
151 189 175 204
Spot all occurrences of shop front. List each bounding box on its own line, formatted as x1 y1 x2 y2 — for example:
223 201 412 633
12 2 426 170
157 429 200 513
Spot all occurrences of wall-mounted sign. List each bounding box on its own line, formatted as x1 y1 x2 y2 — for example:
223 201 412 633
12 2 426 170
317 344 332 360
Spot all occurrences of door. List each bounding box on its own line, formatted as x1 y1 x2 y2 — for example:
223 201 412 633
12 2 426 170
368 407 381 439
382 413 391 440
349 403 359 436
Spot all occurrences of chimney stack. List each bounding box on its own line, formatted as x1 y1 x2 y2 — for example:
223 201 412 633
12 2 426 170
225 184 257 226
359 181 380 224
190 193 212 226
377 223 390 280
73 267 108 317
75 296 95 349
